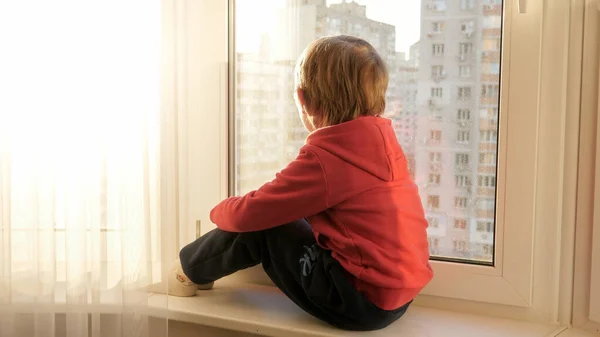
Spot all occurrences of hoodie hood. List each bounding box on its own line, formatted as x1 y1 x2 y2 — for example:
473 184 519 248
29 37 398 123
306 116 405 182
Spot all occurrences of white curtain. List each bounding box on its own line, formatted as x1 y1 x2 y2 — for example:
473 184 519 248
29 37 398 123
0 1 175 336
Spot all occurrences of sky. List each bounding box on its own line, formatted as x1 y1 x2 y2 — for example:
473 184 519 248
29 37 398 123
236 0 421 54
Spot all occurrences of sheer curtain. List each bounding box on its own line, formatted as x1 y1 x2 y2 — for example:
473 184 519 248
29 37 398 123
0 1 175 336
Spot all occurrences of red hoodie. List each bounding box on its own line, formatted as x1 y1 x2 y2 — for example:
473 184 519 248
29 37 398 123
210 116 433 310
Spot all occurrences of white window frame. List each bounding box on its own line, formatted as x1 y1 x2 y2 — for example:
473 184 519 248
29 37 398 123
572 1 600 332
182 0 580 323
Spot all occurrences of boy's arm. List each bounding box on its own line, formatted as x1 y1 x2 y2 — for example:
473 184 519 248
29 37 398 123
210 147 328 232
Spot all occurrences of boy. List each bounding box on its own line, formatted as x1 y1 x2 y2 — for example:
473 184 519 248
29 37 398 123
169 35 433 331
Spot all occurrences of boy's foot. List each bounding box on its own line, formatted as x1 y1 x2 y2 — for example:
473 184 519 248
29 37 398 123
146 258 214 296
168 258 207 297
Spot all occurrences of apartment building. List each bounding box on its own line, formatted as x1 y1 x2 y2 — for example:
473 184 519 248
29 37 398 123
416 0 502 261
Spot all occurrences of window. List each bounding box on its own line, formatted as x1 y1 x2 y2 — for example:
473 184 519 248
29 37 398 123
479 152 497 166
428 0 447 11
432 43 445 56
482 84 500 97
429 152 442 163
483 16 502 29
427 216 440 228
455 175 471 187
459 42 473 55
428 195 440 210
457 130 470 143
432 21 445 33
454 219 468 230
455 197 468 208
456 153 470 165
453 239 468 252
430 87 443 98
478 175 496 188
460 0 475 10
477 198 496 211
228 0 572 311
459 65 471 78
429 130 442 143
484 62 500 75
483 38 502 51
480 130 498 143
461 21 475 35
457 108 471 121
429 174 441 185
477 221 494 233
431 65 444 78
458 86 472 100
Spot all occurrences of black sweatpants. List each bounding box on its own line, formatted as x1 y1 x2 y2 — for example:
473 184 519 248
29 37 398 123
179 219 411 331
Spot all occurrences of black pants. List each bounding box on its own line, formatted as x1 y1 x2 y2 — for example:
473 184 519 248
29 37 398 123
179 219 411 331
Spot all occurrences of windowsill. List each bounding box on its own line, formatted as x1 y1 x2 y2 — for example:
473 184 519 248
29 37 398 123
147 276 567 337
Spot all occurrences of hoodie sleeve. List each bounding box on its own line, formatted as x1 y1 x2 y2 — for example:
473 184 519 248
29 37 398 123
210 147 329 232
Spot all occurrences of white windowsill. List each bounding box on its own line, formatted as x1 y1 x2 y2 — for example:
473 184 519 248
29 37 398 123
147 277 568 337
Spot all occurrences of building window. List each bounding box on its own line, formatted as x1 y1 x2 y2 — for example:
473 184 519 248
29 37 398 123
429 130 442 143
459 42 473 55
478 198 496 211
477 221 494 233
432 43 445 56
483 16 502 29
478 175 497 188
482 84 500 97
458 86 472 100
429 174 441 185
431 65 445 78
455 175 471 187
428 195 440 210
461 21 475 35
457 108 471 121
455 196 468 208
427 216 440 228
480 130 498 143
454 218 468 229
457 130 471 143
479 152 497 166
459 65 471 78
456 153 470 165
431 87 443 98
430 152 442 163
432 21 445 33
483 38 502 51
453 239 468 252
460 0 475 10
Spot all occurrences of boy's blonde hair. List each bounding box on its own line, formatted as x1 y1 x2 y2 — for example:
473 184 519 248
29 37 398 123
295 35 389 127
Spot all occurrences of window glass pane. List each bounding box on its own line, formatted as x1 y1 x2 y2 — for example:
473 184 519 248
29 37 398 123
233 0 502 264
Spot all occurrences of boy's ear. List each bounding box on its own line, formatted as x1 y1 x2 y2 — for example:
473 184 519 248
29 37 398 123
296 88 311 115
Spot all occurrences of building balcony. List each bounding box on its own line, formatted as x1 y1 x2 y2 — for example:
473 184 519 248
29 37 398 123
456 53 474 63
483 28 502 37
483 3 503 15
482 50 501 62
456 118 473 128
431 72 447 82
477 187 497 197
427 32 444 39
476 209 496 219
480 96 499 105
478 165 497 174
472 231 494 244
479 142 498 151
430 162 443 172
424 2 446 14
481 73 500 82
480 119 499 130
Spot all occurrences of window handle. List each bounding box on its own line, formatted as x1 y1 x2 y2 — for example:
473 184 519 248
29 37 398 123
518 0 527 14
